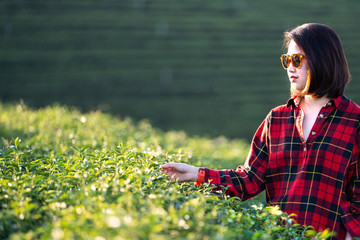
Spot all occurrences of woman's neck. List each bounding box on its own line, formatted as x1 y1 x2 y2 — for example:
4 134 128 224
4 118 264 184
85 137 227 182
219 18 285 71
301 95 330 110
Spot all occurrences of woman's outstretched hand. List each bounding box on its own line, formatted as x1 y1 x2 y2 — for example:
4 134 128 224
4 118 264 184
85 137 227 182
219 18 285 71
161 162 199 183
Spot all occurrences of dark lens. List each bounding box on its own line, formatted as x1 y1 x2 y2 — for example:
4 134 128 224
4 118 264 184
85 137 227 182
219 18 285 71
281 55 289 69
292 54 301 68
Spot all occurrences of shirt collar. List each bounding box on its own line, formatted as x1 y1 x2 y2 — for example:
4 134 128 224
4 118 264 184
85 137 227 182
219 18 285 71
332 95 343 109
286 96 302 108
286 95 343 109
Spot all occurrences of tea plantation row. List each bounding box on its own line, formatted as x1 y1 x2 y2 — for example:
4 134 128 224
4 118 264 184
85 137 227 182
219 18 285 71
0 102 333 239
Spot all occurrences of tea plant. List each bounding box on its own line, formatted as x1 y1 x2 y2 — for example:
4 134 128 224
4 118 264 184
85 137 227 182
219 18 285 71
0 102 334 239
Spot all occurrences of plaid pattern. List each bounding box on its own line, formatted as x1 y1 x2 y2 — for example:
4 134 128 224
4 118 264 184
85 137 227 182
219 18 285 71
201 96 360 239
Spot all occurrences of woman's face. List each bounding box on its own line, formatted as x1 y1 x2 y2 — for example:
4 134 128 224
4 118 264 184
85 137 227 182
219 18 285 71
287 40 309 93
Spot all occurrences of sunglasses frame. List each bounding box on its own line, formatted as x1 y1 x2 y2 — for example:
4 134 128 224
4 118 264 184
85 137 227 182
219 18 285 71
280 53 305 69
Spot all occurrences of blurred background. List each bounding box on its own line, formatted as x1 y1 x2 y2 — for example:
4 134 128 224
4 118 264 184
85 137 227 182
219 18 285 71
1 0 360 141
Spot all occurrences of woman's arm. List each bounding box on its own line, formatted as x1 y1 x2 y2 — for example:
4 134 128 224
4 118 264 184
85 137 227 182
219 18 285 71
342 131 360 238
161 114 270 200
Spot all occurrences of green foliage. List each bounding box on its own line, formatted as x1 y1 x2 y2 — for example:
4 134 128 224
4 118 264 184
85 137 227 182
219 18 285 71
0 102 334 239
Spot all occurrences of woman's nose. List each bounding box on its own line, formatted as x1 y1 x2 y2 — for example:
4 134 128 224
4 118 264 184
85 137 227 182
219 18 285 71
287 62 296 72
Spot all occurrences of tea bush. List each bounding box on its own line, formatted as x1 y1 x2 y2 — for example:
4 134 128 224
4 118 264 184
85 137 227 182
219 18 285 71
0 102 333 239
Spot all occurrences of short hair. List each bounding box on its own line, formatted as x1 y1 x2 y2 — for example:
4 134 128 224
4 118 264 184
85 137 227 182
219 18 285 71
283 23 351 98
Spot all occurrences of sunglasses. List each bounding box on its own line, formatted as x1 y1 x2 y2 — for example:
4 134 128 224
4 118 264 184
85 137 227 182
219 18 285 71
280 53 305 69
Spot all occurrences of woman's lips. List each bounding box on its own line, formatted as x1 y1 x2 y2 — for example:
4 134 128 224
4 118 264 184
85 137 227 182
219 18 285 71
290 76 297 82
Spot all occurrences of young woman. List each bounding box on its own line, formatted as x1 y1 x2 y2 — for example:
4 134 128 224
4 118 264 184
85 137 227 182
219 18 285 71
161 23 360 240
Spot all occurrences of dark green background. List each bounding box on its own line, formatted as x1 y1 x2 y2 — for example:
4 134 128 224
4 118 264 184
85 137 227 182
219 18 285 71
1 0 360 140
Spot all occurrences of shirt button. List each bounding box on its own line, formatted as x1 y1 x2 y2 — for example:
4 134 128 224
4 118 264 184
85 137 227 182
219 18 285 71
319 113 324 118
311 131 316 135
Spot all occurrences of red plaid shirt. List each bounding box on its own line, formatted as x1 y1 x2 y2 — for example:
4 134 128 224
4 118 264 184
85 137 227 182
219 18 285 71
200 96 360 239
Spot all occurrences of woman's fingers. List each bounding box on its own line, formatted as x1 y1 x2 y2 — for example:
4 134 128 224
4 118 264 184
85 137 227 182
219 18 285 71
161 162 182 171
161 162 191 172
160 167 174 173
161 162 199 182
161 163 186 181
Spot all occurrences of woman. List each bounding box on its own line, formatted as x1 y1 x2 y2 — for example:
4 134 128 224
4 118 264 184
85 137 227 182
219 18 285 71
161 23 360 240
